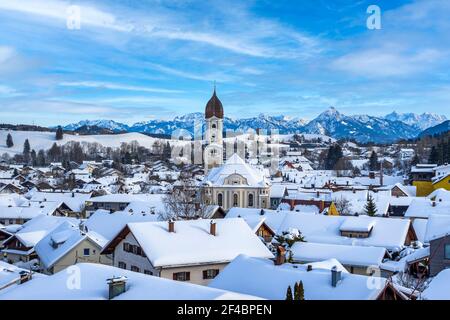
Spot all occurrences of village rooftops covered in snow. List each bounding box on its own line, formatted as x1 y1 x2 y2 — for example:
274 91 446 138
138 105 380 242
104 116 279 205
404 198 450 219
226 208 414 252
208 255 402 300
84 193 165 216
0 263 260 300
291 242 387 275
102 218 273 285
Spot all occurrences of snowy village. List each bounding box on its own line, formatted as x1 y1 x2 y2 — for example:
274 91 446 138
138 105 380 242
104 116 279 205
0 0 449 304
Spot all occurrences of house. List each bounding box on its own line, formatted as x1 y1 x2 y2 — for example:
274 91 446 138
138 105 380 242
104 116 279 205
291 242 387 275
0 203 61 225
424 214 450 276
34 221 112 274
409 164 437 197
1 215 77 264
84 194 164 217
420 269 450 300
200 153 271 210
0 263 259 300
404 198 450 220
269 184 288 209
101 218 273 286
208 255 403 300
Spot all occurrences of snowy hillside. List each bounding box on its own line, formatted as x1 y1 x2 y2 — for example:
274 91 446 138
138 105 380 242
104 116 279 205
0 130 162 155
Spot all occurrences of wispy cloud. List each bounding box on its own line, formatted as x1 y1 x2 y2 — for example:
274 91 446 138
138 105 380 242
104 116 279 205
59 81 183 94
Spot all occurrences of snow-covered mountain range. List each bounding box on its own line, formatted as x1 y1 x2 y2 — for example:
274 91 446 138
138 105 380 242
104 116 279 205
59 108 447 144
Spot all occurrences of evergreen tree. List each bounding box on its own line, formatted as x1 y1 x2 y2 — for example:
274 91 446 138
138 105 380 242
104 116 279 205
364 194 377 216
324 144 343 170
30 149 37 166
55 126 64 140
285 286 293 300
293 282 299 300
296 281 305 300
6 133 13 148
37 149 46 167
369 151 379 171
23 139 31 164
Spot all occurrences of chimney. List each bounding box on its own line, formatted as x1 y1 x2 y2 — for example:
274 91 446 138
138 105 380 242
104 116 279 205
432 201 437 207
331 266 342 287
210 220 216 236
316 191 320 198
168 219 175 233
369 172 375 179
107 276 127 300
72 192 75 198
307 265 313 272
274 246 286 265
19 271 32 284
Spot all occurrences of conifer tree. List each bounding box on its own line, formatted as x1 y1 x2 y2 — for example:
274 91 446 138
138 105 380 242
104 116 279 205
285 285 293 300
364 194 377 216
23 139 31 164
6 133 13 148
297 281 305 300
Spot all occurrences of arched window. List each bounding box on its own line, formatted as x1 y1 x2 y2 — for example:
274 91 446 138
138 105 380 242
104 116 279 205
217 193 223 207
212 123 217 129
248 193 254 207
233 194 239 207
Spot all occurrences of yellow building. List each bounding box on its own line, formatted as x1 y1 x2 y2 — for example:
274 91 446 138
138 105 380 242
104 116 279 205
328 202 340 216
413 180 435 197
432 173 450 192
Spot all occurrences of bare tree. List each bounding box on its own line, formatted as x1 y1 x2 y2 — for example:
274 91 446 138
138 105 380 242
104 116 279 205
159 174 208 220
335 196 352 216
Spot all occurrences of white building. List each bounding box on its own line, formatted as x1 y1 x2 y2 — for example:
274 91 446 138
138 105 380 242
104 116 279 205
201 153 271 210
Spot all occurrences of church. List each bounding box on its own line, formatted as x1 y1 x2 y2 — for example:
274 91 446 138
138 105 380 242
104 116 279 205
201 87 271 210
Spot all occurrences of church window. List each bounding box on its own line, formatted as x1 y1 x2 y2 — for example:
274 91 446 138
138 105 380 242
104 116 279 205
248 194 254 207
217 193 223 207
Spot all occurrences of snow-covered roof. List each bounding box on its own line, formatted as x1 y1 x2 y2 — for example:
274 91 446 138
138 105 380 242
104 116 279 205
112 218 273 268
0 263 260 300
404 198 450 219
0 203 59 220
209 255 387 300
428 188 450 202
421 269 450 300
87 193 162 204
227 209 410 252
424 214 450 242
5 215 78 248
84 210 159 247
203 153 270 188
27 191 92 212
34 221 108 269
339 218 376 233
0 260 46 291
277 213 410 252
291 242 386 268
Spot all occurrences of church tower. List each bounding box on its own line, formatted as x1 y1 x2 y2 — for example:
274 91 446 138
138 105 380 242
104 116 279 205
204 85 224 173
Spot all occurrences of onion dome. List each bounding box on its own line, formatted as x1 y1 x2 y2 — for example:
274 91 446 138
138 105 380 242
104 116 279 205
205 87 224 119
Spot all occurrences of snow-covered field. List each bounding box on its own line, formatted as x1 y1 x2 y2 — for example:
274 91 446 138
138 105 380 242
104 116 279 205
0 130 163 155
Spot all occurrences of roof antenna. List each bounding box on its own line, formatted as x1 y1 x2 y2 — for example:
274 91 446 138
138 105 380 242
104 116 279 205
213 80 216 94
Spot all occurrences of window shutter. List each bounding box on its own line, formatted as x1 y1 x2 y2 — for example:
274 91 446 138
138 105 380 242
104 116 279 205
203 270 207 279
186 272 190 281
173 273 177 280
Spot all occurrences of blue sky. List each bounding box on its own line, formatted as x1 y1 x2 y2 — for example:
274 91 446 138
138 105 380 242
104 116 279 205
0 0 449 126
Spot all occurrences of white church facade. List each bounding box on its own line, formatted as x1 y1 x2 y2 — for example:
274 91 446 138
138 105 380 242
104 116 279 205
201 88 271 210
